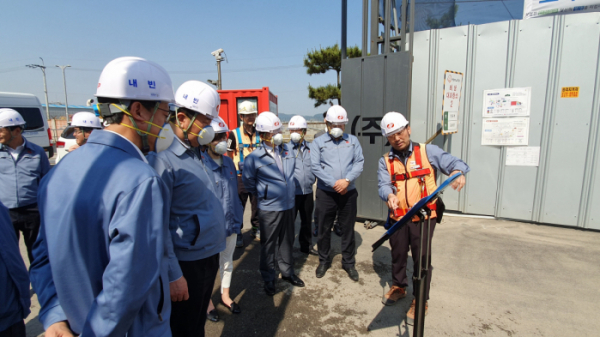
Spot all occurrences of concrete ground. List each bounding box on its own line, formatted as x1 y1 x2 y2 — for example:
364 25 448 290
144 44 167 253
21 211 600 336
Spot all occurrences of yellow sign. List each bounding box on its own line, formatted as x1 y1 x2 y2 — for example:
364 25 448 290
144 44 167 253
561 87 579 98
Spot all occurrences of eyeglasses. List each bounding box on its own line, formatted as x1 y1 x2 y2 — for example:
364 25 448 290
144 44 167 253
156 107 173 121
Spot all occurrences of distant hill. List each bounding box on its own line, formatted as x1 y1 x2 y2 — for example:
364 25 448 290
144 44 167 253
278 112 325 122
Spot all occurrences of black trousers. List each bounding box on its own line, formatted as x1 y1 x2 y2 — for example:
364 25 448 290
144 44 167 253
389 218 436 300
258 208 295 282
294 193 314 251
237 175 259 229
0 321 25 337
9 204 40 263
315 188 358 268
170 254 219 337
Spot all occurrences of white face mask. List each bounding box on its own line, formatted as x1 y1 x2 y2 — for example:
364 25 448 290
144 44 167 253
290 132 302 144
213 141 228 155
155 122 175 152
330 127 343 138
196 125 215 145
273 133 283 146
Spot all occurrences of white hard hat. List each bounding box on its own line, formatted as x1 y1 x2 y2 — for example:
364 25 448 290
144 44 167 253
210 116 229 133
71 112 102 129
0 108 26 127
380 112 409 137
288 115 307 130
175 80 220 119
325 105 348 123
95 56 175 103
255 111 281 132
238 100 258 115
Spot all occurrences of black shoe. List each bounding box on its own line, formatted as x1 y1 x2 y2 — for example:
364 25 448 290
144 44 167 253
333 224 342 237
300 246 318 256
235 234 243 248
316 264 330 278
343 266 359 282
206 309 219 322
221 300 241 314
264 281 276 296
281 274 305 287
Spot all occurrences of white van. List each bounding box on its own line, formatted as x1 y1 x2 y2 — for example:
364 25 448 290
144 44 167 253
0 92 54 158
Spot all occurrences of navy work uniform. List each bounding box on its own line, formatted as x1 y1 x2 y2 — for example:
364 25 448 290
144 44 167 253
0 137 50 263
0 202 31 337
310 133 364 270
291 138 316 254
242 142 297 285
30 130 172 336
148 138 226 337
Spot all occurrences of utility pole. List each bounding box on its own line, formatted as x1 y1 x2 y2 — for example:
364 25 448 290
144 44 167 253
26 57 51 123
56 65 71 122
210 49 225 90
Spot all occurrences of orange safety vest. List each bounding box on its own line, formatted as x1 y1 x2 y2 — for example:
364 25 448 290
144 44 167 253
232 127 260 175
384 143 438 222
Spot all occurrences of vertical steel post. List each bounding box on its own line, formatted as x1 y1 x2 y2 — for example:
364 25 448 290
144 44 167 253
342 0 348 59
362 0 369 57
217 60 222 90
370 0 379 55
400 0 407 52
406 0 415 121
56 65 71 122
384 0 392 53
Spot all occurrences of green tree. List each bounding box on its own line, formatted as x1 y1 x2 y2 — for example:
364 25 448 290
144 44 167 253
303 44 361 107
425 5 458 29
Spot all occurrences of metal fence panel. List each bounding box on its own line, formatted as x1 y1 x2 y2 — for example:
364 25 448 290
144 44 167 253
464 21 510 216
410 30 432 143
343 12 600 229
497 17 554 221
357 56 386 220
539 14 600 226
433 25 470 211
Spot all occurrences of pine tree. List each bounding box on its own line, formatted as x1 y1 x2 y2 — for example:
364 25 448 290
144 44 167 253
303 44 361 107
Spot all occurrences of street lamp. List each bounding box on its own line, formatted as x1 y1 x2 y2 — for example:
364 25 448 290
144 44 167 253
56 65 71 122
210 49 225 90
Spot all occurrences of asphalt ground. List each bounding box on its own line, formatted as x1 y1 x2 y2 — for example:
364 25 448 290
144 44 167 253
20 207 600 336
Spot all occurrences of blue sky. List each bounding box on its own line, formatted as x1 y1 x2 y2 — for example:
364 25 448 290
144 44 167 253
0 0 522 117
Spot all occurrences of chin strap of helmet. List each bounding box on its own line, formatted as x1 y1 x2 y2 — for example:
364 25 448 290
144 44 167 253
111 102 165 154
174 108 199 146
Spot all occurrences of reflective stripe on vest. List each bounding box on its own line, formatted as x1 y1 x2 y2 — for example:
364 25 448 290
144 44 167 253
234 127 260 174
385 144 438 222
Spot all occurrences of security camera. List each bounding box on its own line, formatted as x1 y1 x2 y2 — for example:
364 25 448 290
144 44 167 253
211 48 224 57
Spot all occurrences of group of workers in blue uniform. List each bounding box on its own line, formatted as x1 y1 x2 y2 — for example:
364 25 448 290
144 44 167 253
0 55 470 337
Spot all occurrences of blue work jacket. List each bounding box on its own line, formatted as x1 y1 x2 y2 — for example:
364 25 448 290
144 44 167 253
30 130 172 337
290 140 315 195
310 133 364 193
377 142 471 201
0 138 50 209
0 202 30 332
202 153 243 237
242 142 296 212
148 139 226 282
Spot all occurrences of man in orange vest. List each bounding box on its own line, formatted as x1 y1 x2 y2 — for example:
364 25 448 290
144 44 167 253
377 112 469 325
227 100 261 247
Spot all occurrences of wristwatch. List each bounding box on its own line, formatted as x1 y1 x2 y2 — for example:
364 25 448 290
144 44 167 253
345 178 350 183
